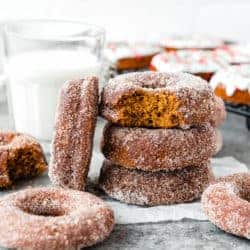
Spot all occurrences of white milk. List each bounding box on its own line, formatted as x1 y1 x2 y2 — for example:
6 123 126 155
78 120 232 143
6 50 101 141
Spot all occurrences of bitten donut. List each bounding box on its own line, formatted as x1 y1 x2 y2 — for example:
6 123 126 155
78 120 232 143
104 41 162 71
0 131 47 188
101 123 216 172
49 77 99 190
100 72 217 128
99 160 214 206
150 50 227 81
0 187 114 249
210 65 250 105
202 173 250 239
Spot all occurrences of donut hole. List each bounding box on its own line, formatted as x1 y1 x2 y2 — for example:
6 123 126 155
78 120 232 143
116 91 183 127
16 192 69 217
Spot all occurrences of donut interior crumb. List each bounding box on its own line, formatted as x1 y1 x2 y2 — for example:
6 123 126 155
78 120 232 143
115 90 183 127
0 148 47 189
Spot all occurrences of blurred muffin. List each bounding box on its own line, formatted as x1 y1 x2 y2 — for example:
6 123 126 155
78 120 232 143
210 64 250 105
104 41 162 72
214 44 250 65
160 34 223 51
150 50 228 81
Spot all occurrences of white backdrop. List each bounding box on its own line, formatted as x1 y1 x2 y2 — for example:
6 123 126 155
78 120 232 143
0 0 250 42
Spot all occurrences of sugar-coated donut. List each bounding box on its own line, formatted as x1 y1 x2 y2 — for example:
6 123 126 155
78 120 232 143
0 131 47 188
210 65 250 105
213 129 223 155
100 72 217 128
210 96 226 127
99 160 214 206
105 41 162 71
202 173 250 239
0 187 114 249
150 50 227 81
49 77 99 190
101 123 216 172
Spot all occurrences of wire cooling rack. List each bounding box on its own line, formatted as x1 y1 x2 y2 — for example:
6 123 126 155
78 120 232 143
225 102 250 130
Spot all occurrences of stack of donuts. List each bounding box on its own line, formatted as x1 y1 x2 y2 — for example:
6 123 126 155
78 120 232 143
99 71 220 206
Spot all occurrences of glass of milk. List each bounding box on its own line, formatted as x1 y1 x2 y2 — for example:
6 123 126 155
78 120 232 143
2 20 105 149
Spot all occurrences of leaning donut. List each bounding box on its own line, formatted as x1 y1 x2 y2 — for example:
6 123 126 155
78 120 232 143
0 187 114 249
201 173 250 239
101 123 216 172
100 71 217 128
99 160 214 206
49 77 99 190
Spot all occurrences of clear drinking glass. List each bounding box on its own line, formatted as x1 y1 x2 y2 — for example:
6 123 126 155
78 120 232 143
2 20 105 149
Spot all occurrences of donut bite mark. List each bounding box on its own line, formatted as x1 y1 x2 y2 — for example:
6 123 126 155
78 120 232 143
49 77 99 191
100 72 217 128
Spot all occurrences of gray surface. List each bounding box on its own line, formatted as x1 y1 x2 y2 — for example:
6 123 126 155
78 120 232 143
0 102 249 250
90 221 250 250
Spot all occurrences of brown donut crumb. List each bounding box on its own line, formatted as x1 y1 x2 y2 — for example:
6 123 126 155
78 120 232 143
0 131 47 188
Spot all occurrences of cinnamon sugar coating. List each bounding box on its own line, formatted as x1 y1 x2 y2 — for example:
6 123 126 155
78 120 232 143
202 173 250 239
100 71 217 128
0 187 114 249
99 160 214 206
214 129 223 155
210 96 226 127
49 77 99 190
101 123 216 172
0 131 47 188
